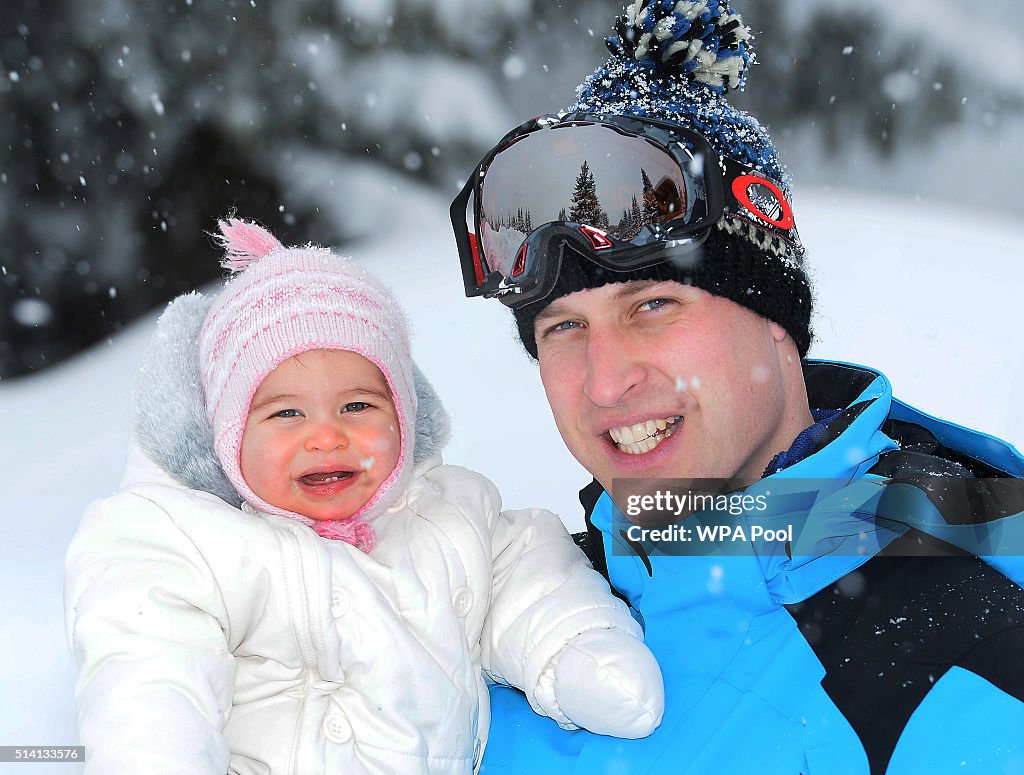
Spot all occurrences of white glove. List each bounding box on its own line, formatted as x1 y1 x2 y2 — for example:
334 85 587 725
551 627 665 739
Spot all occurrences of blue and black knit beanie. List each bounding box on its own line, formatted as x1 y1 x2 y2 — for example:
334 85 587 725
512 0 813 357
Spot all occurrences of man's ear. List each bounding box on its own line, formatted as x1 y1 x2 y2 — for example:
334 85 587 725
769 321 788 343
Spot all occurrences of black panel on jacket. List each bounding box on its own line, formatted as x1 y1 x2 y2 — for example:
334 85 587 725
869 420 1024 525
577 478 610 580
803 362 876 411
786 553 1024 774
877 419 1015 479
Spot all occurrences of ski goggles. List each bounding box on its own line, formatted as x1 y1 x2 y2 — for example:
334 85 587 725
452 112 801 309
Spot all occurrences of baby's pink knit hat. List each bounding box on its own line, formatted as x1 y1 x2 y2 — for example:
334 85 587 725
198 218 417 552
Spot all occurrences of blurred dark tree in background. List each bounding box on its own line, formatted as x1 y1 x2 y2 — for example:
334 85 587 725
1 0 1020 378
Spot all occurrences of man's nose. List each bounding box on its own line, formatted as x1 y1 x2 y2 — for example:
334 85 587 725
305 419 349 452
582 327 646 408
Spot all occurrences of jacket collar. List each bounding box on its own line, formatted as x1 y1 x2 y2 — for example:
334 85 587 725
592 358 1024 608
589 359 901 606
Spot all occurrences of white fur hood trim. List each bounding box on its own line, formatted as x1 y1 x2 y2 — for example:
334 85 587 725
131 292 452 506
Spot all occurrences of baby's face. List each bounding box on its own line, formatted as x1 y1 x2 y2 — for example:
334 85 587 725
240 349 400 521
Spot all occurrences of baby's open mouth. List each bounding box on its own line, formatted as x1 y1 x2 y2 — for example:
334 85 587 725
299 471 355 485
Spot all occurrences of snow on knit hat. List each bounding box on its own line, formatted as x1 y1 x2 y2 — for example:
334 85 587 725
512 0 813 358
198 218 417 552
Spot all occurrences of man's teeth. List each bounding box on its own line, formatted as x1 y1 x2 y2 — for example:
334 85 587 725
608 416 682 455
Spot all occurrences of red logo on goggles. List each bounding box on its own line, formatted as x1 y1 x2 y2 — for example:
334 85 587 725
731 174 795 230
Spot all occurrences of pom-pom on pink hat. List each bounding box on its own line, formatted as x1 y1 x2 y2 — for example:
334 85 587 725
198 218 417 552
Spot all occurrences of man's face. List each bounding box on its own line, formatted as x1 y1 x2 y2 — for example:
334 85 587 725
535 280 798 495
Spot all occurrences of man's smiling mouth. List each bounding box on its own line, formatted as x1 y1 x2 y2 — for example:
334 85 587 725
608 416 683 455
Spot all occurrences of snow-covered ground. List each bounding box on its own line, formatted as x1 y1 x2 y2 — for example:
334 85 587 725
2 189 1021 771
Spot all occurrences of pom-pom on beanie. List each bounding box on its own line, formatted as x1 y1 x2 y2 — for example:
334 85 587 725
512 0 813 358
198 218 417 552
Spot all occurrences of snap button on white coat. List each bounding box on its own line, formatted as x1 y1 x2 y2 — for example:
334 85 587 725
331 588 351 618
386 494 408 514
323 713 353 744
452 586 474 617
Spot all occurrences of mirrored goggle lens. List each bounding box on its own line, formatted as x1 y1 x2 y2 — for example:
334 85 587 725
475 121 714 281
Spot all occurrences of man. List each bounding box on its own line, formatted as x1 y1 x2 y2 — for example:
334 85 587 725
452 2 1024 773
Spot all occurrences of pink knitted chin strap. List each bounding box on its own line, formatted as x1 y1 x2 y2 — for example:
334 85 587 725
290 512 377 553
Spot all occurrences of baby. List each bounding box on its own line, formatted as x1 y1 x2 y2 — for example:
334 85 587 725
64 219 663 774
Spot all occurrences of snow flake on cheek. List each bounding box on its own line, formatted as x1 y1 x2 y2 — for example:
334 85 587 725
371 432 397 454
751 365 770 383
360 456 375 471
675 374 702 392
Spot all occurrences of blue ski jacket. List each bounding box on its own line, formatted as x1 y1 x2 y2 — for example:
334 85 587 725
482 361 1024 774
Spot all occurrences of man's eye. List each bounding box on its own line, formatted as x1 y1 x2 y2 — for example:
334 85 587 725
542 320 583 338
342 402 371 413
271 409 302 419
637 298 672 312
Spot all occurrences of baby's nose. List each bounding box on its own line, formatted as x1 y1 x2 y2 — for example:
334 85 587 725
305 420 349 451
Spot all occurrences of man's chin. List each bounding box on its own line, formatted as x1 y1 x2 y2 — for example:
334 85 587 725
597 424 688 480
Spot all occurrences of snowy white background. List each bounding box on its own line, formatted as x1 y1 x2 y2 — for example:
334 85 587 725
2 0 1023 770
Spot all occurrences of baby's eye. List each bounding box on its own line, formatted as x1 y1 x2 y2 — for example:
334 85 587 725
342 402 371 413
271 409 302 419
